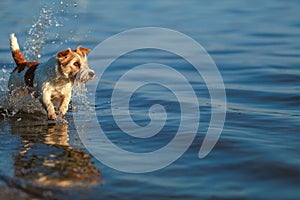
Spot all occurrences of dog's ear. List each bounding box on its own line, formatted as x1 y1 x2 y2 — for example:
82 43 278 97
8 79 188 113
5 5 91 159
76 46 91 55
56 48 72 62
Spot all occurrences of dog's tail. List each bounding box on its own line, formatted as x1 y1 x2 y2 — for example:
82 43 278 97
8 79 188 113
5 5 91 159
10 33 27 65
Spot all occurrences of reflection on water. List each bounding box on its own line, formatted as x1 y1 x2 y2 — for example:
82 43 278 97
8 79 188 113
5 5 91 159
8 118 101 188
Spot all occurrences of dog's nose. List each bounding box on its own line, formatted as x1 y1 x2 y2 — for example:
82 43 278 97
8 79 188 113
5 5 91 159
88 71 95 79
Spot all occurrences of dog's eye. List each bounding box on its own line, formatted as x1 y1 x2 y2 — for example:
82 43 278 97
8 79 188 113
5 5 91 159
74 62 80 68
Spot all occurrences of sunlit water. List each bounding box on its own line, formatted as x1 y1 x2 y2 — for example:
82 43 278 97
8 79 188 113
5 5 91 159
0 0 300 199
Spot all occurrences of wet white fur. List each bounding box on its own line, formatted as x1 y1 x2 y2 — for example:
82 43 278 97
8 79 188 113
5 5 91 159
8 57 74 120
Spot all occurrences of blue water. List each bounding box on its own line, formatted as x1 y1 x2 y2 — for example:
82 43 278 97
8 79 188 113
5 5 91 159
1 0 300 199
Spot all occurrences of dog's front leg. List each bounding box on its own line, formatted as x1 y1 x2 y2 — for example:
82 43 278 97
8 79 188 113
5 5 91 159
42 84 56 120
59 92 71 117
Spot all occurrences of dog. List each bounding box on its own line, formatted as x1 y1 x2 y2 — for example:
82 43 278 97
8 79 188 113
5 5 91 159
8 33 95 120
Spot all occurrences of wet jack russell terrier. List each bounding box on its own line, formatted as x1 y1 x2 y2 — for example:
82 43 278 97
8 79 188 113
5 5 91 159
8 33 95 120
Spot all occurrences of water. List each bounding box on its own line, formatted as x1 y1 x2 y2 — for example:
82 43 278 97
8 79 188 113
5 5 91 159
0 0 300 199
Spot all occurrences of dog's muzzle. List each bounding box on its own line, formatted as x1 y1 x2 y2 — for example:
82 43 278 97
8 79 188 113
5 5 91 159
76 67 95 83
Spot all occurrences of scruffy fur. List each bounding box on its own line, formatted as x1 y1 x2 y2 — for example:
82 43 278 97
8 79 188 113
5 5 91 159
8 33 95 120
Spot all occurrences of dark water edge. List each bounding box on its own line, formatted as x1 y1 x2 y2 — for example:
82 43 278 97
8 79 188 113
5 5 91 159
0 185 33 200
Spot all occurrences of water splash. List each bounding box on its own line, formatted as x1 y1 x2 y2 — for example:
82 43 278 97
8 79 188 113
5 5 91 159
23 8 60 61
0 67 8 92
71 82 95 143
72 82 93 112
1 68 47 120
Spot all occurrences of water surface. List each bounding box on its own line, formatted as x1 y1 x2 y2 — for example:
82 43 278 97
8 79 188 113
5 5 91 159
0 0 300 199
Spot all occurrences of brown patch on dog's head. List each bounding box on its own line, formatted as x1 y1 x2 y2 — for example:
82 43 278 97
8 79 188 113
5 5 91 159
56 48 78 79
56 48 74 65
75 46 91 56
56 46 91 80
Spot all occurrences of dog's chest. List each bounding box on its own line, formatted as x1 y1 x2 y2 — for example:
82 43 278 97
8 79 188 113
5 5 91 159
48 81 73 98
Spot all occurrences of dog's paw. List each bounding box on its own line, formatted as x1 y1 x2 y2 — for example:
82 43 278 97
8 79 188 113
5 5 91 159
59 105 69 116
48 112 57 120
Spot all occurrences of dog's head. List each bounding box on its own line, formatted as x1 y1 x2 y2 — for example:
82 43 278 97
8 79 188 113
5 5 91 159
56 46 95 83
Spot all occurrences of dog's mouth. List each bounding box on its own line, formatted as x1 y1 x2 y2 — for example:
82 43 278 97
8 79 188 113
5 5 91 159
75 69 95 84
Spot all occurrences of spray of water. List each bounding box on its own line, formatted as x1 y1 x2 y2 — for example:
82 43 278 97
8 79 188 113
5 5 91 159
23 8 53 61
